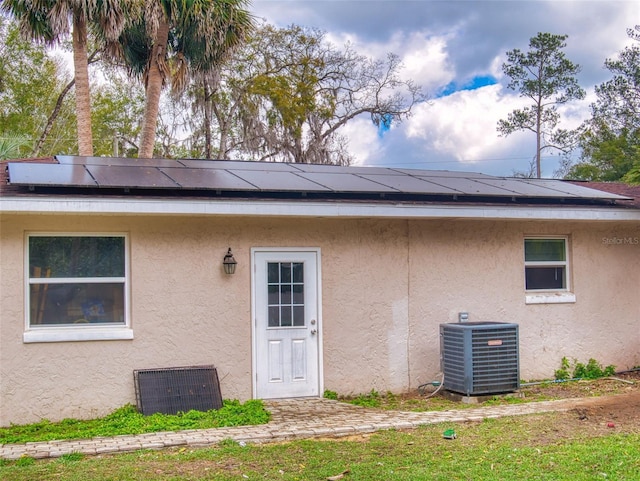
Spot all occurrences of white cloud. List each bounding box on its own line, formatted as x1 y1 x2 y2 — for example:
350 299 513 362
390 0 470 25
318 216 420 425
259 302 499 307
251 0 637 176
406 85 526 163
341 116 383 166
397 33 455 90
325 29 456 91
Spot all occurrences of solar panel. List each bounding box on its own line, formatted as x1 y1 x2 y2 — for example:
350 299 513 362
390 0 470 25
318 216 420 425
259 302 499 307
296 172 398 192
179 159 298 172
473 178 576 197
392 168 493 178
522 179 625 200
86 165 179 188
291 163 393 175
57 155 180 168
359 174 461 194
230 170 331 191
7 162 97 187
4 156 633 203
417 176 516 196
159 167 257 190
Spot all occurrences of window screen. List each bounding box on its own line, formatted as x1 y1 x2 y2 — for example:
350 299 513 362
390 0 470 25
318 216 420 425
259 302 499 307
28 235 127 326
524 238 568 291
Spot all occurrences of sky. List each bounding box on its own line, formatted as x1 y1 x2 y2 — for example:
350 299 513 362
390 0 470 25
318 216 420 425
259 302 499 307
251 0 639 177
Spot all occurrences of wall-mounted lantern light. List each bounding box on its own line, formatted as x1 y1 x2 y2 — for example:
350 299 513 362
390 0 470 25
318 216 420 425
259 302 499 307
223 248 237 275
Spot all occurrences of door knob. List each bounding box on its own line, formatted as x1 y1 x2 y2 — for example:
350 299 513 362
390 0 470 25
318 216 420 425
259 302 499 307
311 329 317 335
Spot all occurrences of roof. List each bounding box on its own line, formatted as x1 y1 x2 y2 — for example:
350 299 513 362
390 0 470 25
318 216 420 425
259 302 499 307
568 181 640 208
1 156 639 222
2 155 633 202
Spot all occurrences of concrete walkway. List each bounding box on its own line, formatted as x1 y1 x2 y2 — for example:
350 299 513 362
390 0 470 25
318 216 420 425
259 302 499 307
0 396 606 460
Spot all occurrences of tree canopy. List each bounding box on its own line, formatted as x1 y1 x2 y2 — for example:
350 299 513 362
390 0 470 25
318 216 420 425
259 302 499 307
1 0 128 156
566 41 640 183
498 32 585 178
187 23 426 164
0 14 77 158
114 0 254 158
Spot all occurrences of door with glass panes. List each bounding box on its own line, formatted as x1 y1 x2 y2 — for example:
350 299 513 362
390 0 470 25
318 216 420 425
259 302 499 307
253 249 320 398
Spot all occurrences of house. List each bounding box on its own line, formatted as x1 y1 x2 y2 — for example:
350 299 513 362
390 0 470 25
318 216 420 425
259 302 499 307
1 155 639 426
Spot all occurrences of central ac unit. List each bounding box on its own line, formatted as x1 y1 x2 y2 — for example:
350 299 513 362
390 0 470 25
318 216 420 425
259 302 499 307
440 322 520 396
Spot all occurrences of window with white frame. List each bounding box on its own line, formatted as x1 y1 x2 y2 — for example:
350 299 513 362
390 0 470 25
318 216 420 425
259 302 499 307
27 234 128 335
524 237 569 291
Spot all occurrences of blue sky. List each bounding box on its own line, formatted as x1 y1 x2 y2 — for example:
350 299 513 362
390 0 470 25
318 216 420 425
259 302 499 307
252 0 638 177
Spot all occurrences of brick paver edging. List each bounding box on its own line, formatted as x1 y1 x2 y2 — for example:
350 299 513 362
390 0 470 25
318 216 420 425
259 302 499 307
0 397 592 460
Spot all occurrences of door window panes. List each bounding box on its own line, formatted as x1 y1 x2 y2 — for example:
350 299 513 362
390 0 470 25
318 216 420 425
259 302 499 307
267 262 305 327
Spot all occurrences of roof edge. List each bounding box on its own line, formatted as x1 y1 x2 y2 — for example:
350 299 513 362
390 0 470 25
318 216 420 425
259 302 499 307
2 196 639 222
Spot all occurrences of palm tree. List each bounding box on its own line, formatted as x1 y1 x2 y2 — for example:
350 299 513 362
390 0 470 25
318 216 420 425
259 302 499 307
116 0 253 158
1 0 127 156
0 134 31 160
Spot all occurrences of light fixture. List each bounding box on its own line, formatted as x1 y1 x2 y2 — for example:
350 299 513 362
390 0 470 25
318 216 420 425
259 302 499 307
223 248 237 275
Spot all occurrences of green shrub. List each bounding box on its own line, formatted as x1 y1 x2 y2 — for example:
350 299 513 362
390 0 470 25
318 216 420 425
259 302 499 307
554 356 571 380
350 389 381 408
323 389 338 400
554 357 616 381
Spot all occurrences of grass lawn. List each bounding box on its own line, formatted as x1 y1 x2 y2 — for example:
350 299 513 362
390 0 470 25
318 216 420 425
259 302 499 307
1 412 639 480
0 400 270 445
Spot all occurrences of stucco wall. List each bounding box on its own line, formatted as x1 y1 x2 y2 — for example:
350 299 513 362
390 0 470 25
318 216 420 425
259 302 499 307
1 213 638 425
407 220 640 387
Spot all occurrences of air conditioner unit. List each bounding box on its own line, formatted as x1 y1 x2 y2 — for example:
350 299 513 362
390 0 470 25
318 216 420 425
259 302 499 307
440 322 520 396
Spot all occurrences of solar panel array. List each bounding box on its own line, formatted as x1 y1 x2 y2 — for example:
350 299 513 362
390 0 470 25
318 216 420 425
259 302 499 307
5 155 629 202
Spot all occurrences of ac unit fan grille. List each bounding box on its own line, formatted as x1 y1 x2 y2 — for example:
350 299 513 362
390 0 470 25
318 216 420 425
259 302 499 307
440 322 520 396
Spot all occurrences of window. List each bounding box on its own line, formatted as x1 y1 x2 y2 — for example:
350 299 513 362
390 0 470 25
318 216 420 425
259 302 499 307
25 234 131 342
524 237 568 291
267 262 305 327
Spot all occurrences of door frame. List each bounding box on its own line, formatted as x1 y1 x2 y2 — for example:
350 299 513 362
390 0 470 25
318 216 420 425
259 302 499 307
251 247 324 399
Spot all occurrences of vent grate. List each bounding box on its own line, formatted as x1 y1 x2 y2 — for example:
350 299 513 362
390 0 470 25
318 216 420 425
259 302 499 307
133 365 223 415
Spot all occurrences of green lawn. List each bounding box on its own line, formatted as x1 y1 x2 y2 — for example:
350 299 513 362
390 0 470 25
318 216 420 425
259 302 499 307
0 400 269 444
1 412 639 480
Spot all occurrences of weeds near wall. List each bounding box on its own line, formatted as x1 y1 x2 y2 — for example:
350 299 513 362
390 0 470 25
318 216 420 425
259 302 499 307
0 400 269 445
554 357 616 380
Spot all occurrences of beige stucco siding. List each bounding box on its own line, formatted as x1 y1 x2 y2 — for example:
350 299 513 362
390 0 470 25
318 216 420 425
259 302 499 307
407 220 640 387
1 213 638 425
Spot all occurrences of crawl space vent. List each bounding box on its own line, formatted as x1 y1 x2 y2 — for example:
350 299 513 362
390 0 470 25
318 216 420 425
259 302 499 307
133 365 223 415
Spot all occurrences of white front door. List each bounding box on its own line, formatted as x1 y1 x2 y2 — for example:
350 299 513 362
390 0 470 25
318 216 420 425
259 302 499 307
253 249 321 398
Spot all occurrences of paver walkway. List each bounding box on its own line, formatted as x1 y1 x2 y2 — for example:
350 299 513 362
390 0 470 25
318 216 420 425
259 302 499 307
0 395 612 460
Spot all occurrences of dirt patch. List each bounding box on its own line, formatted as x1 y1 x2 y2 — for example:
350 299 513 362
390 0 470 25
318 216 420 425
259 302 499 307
522 371 640 399
569 390 640 430
475 372 640 443
370 371 640 441
522 372 640 434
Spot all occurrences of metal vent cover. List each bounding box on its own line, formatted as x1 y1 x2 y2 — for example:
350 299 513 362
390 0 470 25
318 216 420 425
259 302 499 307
440 322 520 396
133 365 223 415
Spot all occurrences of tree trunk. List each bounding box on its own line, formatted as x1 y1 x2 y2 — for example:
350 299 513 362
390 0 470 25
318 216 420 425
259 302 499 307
535 128 542 178
138 18 170 158
203 77 212 159
32 79 74 157
32 49 99 157
536 95 543 179
72 10 93 157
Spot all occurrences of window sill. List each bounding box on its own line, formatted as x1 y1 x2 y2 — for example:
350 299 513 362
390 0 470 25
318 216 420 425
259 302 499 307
23 327 133 343
525 292 576 305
